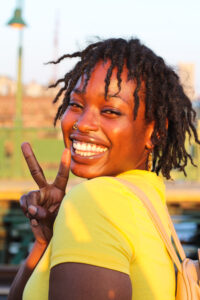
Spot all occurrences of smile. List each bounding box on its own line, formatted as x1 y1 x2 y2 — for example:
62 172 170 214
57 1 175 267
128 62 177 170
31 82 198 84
72 140 108 157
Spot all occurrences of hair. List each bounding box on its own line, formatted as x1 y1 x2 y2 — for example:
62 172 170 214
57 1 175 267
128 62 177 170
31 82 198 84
48 38 200 179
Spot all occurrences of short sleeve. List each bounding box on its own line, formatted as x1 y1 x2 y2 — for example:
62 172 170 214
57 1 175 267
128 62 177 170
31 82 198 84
50 177 137 275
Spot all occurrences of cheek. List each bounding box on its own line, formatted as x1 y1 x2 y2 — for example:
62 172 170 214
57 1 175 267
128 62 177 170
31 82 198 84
110 119 136 139
61 110 75 132
61 112 76 146
107 125 133 151
111 123 145 153
61 118 69 137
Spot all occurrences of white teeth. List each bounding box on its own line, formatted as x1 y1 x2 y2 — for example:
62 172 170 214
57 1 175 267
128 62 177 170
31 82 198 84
75 150 97 157
76 142 80 149
73 140 108 156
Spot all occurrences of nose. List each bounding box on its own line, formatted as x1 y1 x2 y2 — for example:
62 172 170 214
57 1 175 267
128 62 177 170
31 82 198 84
77 108 99 133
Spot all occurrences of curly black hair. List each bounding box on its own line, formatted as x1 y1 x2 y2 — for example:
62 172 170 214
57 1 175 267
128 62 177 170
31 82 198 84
48 38 200 179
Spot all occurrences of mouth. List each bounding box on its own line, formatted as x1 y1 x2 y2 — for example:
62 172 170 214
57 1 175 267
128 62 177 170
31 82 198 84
72 140 108 157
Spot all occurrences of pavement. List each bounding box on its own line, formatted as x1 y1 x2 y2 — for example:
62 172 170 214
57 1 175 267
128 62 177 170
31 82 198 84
0 178 200 203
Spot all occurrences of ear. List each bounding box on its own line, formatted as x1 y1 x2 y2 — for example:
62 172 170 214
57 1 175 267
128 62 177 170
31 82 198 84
145 121 155 150
145 118 168 149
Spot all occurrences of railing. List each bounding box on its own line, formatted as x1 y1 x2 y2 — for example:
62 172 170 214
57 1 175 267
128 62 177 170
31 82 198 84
0 126 200 180
0 127 64 179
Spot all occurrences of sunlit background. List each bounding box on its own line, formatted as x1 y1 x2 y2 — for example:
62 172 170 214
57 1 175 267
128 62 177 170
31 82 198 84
0 0 200 298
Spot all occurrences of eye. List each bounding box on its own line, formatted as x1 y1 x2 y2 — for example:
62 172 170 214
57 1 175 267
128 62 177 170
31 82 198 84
68 101 83 109
102 109 122 116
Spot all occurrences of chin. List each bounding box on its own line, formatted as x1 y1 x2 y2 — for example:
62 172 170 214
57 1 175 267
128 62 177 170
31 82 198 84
71 169 91 179
70 164 100 179
70 162 125 179
70 161 113 179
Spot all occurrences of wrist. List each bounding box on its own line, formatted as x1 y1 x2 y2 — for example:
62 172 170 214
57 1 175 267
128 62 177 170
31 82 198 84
26 241 48 270
34 240 49 250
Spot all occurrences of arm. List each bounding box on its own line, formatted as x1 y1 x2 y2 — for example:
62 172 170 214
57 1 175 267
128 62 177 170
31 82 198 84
8 143 71 300
8 241 47 300
49 263 132 300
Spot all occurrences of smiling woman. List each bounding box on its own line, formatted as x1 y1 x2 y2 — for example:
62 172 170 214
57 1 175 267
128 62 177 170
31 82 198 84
8 38 200 300
61 60 153 178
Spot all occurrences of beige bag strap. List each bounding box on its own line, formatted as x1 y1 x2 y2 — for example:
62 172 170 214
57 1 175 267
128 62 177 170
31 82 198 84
164 207 186 261
115 178 183 272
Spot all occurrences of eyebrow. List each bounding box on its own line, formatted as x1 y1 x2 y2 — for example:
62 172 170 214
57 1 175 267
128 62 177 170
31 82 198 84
107 93 127 103
72 89 126 103
107 93 122 99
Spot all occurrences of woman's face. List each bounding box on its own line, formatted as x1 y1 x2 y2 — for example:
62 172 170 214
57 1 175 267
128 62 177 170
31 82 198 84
61 60 154 178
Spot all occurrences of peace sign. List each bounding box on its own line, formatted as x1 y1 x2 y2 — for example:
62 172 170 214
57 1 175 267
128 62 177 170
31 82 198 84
20 142 71 245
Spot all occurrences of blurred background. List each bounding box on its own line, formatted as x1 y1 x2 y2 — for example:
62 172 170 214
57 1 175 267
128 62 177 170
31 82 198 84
0 0 200 298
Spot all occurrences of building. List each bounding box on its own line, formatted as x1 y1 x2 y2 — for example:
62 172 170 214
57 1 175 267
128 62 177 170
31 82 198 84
0 76 16 96
177 63 196 101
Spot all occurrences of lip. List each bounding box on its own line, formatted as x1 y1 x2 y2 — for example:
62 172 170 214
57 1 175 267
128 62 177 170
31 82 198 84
70 145 108 164
69 133 109 164
70 133 110 148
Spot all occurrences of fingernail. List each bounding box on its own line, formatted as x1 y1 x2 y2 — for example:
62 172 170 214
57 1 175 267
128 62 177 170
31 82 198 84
21 143 32 156
31 219 38 227
28 205 37 216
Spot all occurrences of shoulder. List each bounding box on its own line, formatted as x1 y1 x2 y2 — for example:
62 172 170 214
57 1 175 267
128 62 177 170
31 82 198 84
52 177 136 269
68 176 125 196
57 176 139 237
63 176 135 213
57 176 140 243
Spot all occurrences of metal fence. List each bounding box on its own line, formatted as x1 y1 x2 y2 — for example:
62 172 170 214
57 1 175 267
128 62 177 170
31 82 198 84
0 127 64 179
1 126 199 180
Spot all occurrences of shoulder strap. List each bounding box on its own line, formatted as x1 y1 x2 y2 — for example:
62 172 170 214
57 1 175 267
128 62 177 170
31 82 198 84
164 206 186 261
115 177 184 272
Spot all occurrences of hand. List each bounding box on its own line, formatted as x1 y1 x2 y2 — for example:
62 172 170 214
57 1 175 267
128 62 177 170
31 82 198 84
20 142 71 245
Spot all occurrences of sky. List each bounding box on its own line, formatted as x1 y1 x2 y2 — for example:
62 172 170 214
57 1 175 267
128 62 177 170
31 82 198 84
1 0 200 94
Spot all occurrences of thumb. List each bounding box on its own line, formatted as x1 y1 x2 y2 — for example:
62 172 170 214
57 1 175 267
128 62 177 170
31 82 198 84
28 205 48 220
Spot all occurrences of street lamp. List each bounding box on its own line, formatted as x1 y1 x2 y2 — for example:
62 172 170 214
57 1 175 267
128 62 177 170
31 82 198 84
7 8 26 28
7 1 26 177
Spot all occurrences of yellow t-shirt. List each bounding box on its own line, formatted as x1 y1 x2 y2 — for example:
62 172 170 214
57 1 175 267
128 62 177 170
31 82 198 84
23 170 175 300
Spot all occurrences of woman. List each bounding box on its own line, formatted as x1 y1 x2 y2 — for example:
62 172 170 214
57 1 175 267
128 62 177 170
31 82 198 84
8 38 200 300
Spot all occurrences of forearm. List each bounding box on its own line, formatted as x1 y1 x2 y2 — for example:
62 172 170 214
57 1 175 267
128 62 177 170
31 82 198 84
8 241 48 300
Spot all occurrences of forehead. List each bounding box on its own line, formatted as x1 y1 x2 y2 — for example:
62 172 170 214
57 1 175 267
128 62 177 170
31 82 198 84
72 60 142 104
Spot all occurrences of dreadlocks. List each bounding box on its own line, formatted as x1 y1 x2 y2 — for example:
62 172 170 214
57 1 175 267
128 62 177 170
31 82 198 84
49 38 200 179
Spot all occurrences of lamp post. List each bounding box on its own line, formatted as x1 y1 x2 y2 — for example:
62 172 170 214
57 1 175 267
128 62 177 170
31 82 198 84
7 0 26 177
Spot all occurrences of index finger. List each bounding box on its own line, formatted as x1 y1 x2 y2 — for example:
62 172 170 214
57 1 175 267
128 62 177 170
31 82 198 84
21 142 47 188
53 148 71 192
